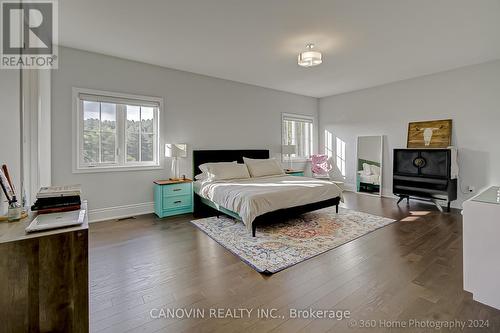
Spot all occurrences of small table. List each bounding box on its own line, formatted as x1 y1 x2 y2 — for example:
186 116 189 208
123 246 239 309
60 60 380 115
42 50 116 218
154 179 193 218
0 202 89 332
285 170 305 176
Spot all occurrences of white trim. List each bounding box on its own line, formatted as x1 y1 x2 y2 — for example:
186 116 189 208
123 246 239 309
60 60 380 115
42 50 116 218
72 164 163 174
21 69 52 205
88 201 154 223
340 182 356 192
355 135 384 197
72 87 163 173
38 70 51 188
282 112 314 122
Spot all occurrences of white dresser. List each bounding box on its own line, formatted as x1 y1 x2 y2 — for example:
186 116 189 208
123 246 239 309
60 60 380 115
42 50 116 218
463 186 500 310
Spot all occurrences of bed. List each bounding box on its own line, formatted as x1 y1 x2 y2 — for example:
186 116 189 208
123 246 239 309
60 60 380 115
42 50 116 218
193 149 343 236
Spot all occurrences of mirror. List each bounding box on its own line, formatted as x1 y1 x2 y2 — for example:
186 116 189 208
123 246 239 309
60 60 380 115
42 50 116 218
356 136 383 196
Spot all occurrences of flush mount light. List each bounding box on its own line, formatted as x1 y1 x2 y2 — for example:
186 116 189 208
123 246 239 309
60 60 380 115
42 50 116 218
297 43 322 67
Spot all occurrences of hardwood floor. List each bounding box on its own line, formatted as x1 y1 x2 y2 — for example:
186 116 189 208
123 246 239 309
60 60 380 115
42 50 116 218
89 193 500 332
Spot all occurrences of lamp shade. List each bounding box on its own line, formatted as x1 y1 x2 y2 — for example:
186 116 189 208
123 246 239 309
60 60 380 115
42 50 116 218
298 44 322 68
282 144 297 155
165 143 187 158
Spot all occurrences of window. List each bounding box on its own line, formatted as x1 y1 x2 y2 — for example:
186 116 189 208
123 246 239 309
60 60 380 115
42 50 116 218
324 130 346 177
336 137 346 176
282 113 314 160
324 130 334 158
73 88 162 172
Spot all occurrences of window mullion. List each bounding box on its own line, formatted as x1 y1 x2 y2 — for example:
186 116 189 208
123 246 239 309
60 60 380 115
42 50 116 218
79 99 84 167
154 108 158 164
98 102 102 164
118 104 125 166
138 107 142 162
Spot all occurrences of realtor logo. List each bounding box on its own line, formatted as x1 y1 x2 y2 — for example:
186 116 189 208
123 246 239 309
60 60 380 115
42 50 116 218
1 0 58 69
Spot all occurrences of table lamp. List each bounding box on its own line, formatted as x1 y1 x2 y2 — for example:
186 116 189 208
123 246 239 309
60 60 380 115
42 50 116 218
165 144 187 180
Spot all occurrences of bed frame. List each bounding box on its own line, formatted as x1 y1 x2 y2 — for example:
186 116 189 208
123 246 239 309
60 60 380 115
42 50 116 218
192 149 340 237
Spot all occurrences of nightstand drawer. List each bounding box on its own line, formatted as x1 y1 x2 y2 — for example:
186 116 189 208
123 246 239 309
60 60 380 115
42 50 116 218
163 194 192 210
163 182 191 197
161 207 193 217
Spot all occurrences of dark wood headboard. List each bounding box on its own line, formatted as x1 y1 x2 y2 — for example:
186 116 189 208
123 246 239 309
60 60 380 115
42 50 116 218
192 149 270 177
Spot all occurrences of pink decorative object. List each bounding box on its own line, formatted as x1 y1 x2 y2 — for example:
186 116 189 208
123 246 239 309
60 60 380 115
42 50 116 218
311 154 332 176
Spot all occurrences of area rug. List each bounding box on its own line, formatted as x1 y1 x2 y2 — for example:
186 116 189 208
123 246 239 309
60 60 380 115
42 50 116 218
191 207 396 274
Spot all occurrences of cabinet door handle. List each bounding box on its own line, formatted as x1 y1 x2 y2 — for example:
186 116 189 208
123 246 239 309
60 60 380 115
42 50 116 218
174 200 182 204
173 188 182 192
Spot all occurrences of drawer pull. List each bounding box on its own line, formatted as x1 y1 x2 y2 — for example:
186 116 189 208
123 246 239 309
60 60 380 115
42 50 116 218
173 188 182 192
174 200 182 204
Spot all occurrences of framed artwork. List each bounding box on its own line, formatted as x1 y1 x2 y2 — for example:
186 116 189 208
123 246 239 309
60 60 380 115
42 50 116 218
407 119 452 148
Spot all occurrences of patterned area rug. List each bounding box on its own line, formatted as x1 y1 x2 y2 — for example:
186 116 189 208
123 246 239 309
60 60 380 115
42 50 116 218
191 207 396 274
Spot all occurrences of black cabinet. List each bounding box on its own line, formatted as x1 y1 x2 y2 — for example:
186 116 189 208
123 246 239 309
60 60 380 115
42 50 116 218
393 149 457 211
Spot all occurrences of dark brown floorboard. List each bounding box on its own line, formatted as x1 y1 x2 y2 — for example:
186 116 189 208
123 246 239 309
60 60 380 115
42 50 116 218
89 192 500 333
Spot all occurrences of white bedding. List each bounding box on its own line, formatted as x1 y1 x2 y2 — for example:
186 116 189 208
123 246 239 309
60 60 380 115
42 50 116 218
194 175 343 231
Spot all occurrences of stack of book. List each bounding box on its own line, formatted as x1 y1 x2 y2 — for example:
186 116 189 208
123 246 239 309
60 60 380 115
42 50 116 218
31 185 82 214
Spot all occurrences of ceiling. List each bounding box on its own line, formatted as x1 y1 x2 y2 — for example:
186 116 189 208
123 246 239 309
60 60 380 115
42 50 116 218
59 0 500 98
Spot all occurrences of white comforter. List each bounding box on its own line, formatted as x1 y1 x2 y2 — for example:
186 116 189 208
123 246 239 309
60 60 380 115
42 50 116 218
195 175 343 231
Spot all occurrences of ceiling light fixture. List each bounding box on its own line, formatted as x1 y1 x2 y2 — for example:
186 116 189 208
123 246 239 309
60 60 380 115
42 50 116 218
298 43 322 68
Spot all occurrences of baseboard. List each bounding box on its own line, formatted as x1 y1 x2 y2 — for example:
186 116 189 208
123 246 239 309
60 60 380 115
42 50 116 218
342 183 356 192
88 202 154 223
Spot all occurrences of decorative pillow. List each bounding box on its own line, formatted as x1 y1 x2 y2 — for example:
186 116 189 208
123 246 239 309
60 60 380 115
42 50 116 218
201 162 250 180
362 163 372 176
243 157 285 178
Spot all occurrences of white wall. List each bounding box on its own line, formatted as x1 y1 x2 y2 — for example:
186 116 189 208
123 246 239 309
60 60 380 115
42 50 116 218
0 71 20 215
52 47 318 220
319 60 500 208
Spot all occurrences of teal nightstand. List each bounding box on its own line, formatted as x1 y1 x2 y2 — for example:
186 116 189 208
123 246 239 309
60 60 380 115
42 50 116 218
285 170 305 176
154 179 193 218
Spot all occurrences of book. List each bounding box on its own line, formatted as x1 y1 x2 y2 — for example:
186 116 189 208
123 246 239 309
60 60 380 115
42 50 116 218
33 195 81 206
37 205 81 215
36 185 81 199
32 201 81 211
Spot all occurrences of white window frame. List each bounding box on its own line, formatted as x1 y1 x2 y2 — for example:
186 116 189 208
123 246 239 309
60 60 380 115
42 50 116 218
281 113 314 162
72 88 163 173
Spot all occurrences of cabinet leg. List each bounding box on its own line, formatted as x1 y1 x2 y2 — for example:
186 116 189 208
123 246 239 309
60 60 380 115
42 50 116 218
431 199 444 213
447 201 451 212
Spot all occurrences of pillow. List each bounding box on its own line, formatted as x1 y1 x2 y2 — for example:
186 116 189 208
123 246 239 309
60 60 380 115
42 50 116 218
370 164 381 176
201 162 250 180
243 157 284 178
362 163 372 176
199 161 236 174
194 173 207 181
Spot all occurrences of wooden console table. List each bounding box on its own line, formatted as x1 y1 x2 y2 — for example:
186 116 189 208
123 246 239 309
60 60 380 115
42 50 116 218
0 202 89 332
